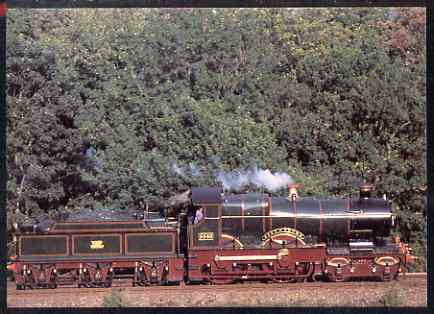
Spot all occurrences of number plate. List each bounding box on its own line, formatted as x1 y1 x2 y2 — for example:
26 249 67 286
198 232 214 241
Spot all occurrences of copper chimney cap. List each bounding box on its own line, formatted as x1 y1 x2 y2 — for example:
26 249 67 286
288 184 301 201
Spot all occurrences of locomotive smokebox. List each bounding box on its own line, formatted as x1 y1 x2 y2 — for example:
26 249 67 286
359 184 374 199
288 184 301 201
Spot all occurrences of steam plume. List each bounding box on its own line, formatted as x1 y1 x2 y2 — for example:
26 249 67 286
216 164 293 192
171 158 293 192
172 162 202 178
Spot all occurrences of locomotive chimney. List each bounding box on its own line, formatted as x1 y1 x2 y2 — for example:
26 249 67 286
359 184 374 199
288 184 300 201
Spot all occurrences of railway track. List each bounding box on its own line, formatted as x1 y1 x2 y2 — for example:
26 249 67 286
8 272 426 296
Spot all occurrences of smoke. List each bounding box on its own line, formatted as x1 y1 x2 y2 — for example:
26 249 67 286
172 162 202 178
216 164 293 192
82 146 103 170
188 162 201 177
386 8 399 22
166 189 192 207
171 158 293 192
216 170 250 191
172 163 186 178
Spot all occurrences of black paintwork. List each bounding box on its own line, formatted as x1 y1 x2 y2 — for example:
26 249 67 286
191 187 223 205
126 234 173 253
218 193 392 242
73 235 121 255
21 236 67 256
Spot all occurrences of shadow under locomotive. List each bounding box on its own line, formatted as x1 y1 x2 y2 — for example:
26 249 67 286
10 184 415 289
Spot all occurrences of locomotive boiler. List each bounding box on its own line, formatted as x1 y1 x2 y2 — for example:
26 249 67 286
10 184 415 289
218 184 393 245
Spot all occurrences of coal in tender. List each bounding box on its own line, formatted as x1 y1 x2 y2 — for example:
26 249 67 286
61 208 141 221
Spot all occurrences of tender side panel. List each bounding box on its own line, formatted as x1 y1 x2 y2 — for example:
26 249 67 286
125 233 174 254
72 234 122 255
20 236 68 256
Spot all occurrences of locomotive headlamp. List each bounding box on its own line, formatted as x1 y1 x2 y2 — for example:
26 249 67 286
269 262 273 267
164 266 169 271
233 263 237 267
83 268 87 273
139 267 143 271
53 269 57 274
27 269 31 274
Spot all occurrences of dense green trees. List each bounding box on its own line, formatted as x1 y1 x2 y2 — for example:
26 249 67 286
6 8 426 269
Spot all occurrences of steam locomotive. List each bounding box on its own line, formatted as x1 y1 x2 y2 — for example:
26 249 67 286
10 184 415 289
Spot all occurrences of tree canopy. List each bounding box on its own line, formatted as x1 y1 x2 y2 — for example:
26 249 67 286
6 8 426 270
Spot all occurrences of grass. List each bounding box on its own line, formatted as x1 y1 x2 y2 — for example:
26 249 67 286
102 289 130 307
378 286 401 307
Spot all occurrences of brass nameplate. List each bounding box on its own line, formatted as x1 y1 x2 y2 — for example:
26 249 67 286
198 232 214 241
90 240 105 249
261 227 305 242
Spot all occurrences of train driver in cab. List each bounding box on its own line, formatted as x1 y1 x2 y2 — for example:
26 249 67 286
194 207 204 224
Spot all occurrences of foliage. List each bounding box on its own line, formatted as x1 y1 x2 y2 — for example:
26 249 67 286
6 8 426 269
